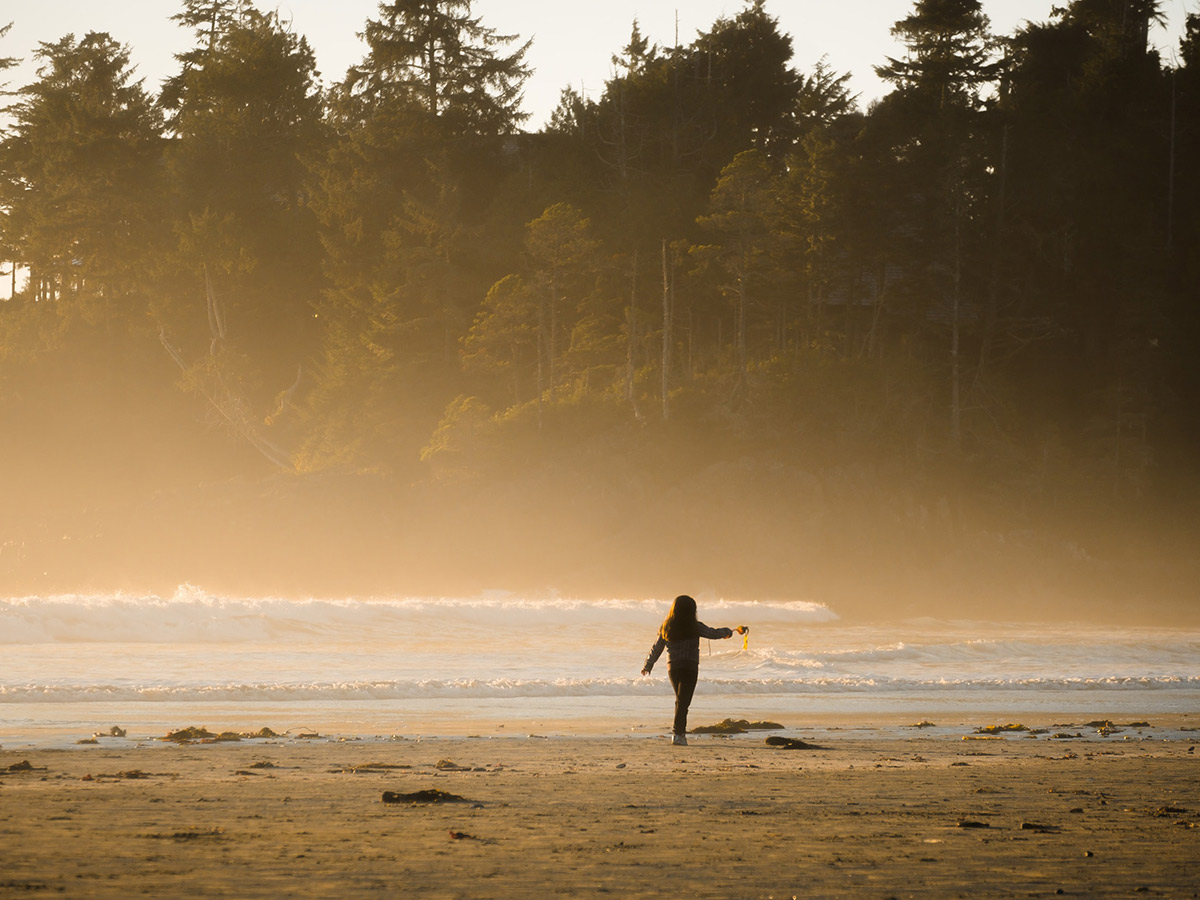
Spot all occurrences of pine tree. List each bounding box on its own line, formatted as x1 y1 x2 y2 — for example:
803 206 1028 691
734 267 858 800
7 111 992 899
873 0 1001 449
523 202 604 410
0 32 164 330
349 0 530 135
877 0 998 110
156 4 325 468
461 273 536 408
1000 0 1171 494
693 149 784 379
303 0 531 471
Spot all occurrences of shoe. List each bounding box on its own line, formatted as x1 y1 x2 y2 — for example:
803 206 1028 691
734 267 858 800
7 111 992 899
671 733 688 746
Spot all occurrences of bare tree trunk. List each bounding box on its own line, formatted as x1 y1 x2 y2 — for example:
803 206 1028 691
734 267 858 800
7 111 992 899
626 251 637 402
951 210 963 452
661 240 671 422
687 307 694 379
810 280 825 355
536 292 545 431
736 250 748 377
510 338 522 407
859 263 887 360
978 123 1008 381
1167 70 1176 253
548 277 558 404
626 251 642 421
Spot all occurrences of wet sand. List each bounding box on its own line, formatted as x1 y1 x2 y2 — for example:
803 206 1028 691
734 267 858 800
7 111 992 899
1 728 1197 898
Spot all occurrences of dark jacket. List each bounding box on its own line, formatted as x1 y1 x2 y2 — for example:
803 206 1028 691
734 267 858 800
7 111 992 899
643 622 733 672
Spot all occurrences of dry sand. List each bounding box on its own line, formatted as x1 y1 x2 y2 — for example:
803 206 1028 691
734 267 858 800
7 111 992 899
1 727 1197 898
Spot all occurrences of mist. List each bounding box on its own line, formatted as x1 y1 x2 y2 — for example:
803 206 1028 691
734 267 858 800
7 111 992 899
2 1 1198 627
3 345 1196 626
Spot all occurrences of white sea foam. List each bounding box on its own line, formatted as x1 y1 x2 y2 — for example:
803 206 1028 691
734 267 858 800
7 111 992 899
2 673 1197 705
0 585 836 644
3 673 1198 705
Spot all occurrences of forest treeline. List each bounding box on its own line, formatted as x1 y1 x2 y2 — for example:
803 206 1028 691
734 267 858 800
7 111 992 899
1 0 1198 610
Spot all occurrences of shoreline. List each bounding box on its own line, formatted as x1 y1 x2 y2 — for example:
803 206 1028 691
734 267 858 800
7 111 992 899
3 708 1197 752
2 730 1197 898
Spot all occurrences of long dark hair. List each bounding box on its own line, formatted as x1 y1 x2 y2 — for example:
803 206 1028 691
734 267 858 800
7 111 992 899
659 595 698 641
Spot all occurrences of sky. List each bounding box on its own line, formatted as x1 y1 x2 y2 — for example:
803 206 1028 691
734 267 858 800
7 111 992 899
2 1 1194 128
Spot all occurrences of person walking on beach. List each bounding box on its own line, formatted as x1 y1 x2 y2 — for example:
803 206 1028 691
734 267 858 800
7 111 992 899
641 595 746 746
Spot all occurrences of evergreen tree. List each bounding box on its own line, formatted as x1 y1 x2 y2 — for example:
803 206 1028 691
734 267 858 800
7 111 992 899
523 202 604 409
1000 0 1171 494
461 273 536 408
781 124 845 355
156 4 325 467
0 21 22 305
872 0 1000 448
0 32 164 333
1165 13 1200 445
775 59 858 356
877 0 998 109
690 0 803 161
693 149 786 379
303 0 531 471
350 0 530 135
167 0 253 55
0 21 16 84
794 57 856 134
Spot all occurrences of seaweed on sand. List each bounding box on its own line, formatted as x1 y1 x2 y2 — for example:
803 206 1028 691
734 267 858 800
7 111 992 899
765 736 824 750
381 789 475 805
692 719 785 734
161 726 218 743
974 724 1029 735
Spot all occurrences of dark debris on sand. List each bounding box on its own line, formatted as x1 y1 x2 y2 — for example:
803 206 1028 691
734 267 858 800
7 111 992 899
1021 822 1062 832
4 760 45 773
82 770 176 781
974 723 1030 735
334 762 413 774
381 789 476 805
692 719 785 735
161 727 225 743
143 827 225 842
765 736 824 750
160 726 283 744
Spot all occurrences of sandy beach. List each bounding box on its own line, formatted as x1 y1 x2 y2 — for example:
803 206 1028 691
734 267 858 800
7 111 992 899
1 720 1197 898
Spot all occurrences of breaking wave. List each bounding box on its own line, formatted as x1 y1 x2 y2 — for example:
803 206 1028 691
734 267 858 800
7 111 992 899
0 585 837 644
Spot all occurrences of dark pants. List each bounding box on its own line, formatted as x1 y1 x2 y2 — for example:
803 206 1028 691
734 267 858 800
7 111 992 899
668 660 699 736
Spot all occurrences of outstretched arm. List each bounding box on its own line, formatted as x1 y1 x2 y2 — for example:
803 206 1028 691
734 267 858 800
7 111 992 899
641 636 666 675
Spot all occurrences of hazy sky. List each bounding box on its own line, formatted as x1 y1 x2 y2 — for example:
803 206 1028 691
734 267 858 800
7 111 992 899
3 1 1194 127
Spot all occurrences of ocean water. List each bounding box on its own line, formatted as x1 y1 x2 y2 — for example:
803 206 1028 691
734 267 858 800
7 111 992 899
2 585 1198 747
